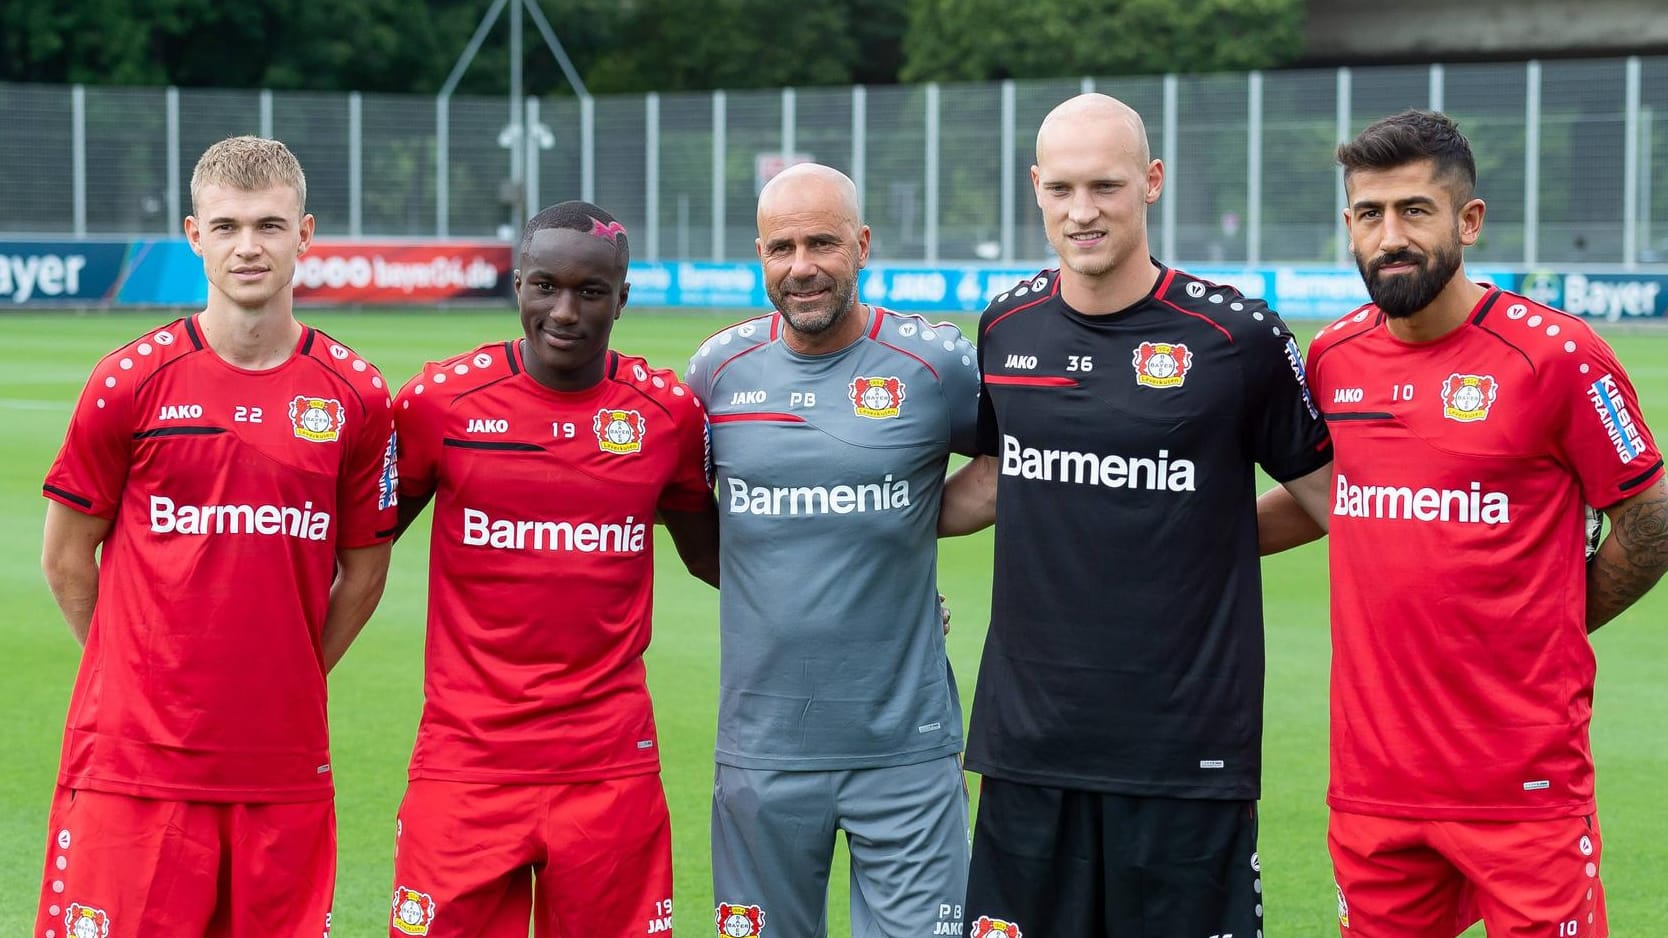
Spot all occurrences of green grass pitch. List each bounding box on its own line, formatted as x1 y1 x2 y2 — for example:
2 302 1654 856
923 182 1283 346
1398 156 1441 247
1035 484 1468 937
2 306 1666 936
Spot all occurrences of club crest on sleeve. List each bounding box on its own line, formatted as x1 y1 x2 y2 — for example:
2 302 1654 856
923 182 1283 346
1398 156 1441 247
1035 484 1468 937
969 915 1023 938
1440 374 1497 423
850 375 905 419
290 396 346 442
716 902 765 936
1132 341 1192 389
391 886 437 935
594 409 646 455
64 903 111 938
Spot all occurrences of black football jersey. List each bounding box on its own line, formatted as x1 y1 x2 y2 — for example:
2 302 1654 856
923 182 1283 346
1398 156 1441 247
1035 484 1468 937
966 263 1331 799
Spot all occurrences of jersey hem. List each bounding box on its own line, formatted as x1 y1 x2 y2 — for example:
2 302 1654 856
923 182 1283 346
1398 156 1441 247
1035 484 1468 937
408 761 662 784
1327 794 1598 821
715 741 962 771
60 772 333 804
965 760 1259 801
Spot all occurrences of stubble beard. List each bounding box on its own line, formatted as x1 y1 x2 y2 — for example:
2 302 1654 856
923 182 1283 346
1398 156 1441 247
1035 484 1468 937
770 273 859 336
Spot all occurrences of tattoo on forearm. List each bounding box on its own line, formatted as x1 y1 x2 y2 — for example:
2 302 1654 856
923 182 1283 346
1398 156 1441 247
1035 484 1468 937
1587 492 1668 632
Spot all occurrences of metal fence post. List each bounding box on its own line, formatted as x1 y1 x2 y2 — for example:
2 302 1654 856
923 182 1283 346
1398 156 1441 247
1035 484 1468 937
1624 56 1641 269
1247 71 1263 265
1525 60 1541 266
260 89 273 139
436 95 450 238
782 87 796 160
1336 67 1352 266
852 86 867 213
72 85 86 237
525 95 541 223
925 82 940 263
1000 80 1015 263
646 92 660 260
166 88 181 230
1161 74 1178 262
581 95 595 204
1428 63 1445 112
349 92 363 237
712 90 726 261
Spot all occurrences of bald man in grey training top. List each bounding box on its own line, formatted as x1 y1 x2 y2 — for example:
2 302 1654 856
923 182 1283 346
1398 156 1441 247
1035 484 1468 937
939 94 1333 937
684 163 980 937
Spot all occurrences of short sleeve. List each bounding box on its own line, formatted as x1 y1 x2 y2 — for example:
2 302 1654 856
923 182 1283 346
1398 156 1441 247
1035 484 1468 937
393 370 443 501
43 360 137 518
684 346 714 410
1247 311 1332 482
1551 335 1664 509
935 323 982 456
658 390 714 512
335 374 398 548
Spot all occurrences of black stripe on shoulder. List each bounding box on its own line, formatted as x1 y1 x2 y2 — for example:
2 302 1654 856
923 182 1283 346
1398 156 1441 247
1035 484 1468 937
606 351 619 380
1621 460 1665 493
133 426 227 440
443 438 543 452
300 326 317 356
504 341 521 375
1324 411 1393 422
43 484 93 509
183 316 205 350
1470 289 1507 325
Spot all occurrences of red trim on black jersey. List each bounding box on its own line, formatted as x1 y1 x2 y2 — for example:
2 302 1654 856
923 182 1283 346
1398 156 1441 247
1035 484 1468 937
1155 266 1178 296
985 275 1060 334
985 375 1079 387
709 412 806 424
1156 294 1235 344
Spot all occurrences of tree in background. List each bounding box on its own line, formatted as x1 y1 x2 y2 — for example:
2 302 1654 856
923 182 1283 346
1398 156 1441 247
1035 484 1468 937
901 0 1304 83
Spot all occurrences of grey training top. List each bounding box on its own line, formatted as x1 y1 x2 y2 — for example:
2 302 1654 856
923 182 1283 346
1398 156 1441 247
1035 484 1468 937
686 307 981 770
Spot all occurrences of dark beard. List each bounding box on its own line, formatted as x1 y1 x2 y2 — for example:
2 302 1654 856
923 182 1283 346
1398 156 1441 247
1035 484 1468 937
1357 243 1462 319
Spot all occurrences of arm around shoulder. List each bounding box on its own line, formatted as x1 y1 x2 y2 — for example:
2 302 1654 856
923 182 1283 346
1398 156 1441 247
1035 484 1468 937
1586 475 1668 633
940 454 998 537
41 500 112 646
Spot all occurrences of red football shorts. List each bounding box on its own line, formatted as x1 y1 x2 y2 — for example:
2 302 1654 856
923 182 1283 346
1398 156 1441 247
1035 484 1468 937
1329 810 1607 938
33 785 336 938
389 775 673 938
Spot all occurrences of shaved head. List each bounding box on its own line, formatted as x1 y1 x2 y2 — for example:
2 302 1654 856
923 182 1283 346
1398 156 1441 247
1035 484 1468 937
757 163 861 229
1037 93 1151 166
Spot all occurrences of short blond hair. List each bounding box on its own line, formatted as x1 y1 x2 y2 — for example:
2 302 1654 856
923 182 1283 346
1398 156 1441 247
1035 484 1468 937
190 136 307 214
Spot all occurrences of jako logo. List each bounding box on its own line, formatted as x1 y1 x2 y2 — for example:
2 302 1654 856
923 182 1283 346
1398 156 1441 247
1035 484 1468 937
1000 434 1196 491
1332 475 1510 524
1003 354 1038 370
1333 388 1364 403
466 418 508 433
149 495 332 540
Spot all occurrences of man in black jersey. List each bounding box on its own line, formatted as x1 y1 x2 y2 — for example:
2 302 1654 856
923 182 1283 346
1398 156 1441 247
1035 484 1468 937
940 93 1333 937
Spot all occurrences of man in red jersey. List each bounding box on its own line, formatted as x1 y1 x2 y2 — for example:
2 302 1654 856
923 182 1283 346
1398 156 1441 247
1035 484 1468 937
1261 111 1668 937
36 136 396 938
387 200 719 938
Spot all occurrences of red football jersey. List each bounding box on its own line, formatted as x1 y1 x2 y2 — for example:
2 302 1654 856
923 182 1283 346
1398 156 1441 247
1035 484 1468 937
43 315 397 802
1307 288 1663 820
395 342 711 783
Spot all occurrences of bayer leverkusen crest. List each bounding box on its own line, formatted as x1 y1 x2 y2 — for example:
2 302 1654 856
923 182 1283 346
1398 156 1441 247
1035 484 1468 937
969 916 1023 938
290 396 346 443
716 903 765 936
391 886 437 935
594 408 646 454
850 375 905 419
1132 341 1192 389
1440 373 1498 422
64 903 112 938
